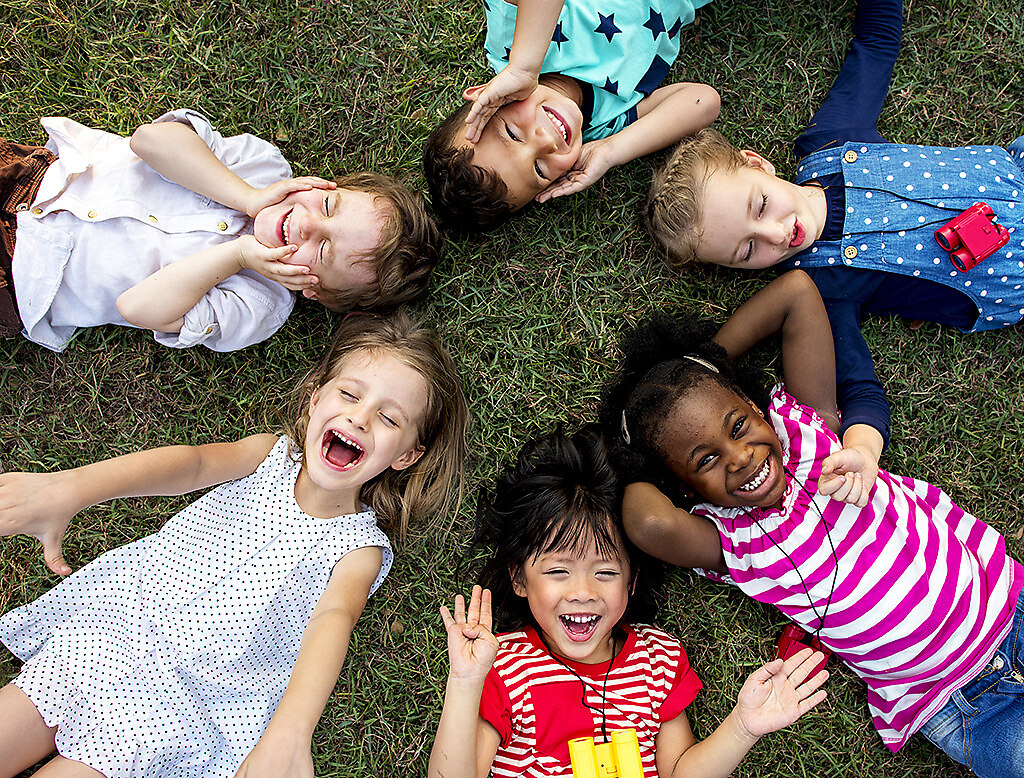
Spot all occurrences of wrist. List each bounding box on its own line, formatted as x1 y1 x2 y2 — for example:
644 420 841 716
725 709 762 748
446 670 488 693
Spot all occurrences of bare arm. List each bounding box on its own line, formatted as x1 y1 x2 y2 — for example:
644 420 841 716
713 270 839 432
622 482 726 573
235 546 382 778
115 237 307 333
656 649 828 777
463 0 566 142
429 587 503 778
0 434 278 575
537 82 720 201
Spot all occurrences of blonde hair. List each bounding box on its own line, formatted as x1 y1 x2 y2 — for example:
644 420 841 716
646 128 749 268
280 311 468 538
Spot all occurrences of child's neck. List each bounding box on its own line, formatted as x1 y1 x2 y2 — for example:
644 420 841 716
539 73 583 107
294 468 361 519
803 183 829 245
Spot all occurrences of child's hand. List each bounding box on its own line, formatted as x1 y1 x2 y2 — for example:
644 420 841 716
463 68 540 143
440 585 500 684
735 647 829 738
0 471 78 575
818 445 879 508
535 139 615 202
246 176 337 218
234 727 313 778
234 236 317 291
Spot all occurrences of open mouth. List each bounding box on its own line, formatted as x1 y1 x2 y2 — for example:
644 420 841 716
559 613 600 642
737 457 771 492
543 107 570 145
280 209 294 245
321 429 365 470
790 219 805 248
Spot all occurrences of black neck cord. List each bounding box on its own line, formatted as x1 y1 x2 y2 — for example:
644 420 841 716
551 633 619 742
816 181 973 238
746 467 840 638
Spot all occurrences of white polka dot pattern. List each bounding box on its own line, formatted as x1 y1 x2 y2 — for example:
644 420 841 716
791 137 1024 331
0 437 392 778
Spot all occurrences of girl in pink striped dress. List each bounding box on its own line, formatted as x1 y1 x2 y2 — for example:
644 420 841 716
601 270 1024 777
428 427 828 778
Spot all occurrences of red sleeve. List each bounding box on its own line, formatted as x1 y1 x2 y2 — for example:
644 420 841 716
658 645 703 723
478 665 514 746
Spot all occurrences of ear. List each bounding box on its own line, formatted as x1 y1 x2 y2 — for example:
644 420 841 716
745 396 766 418
390 444 426 472
463 84 487 102
740 149 777 177
308 386 321 416
510 566 527 598
302 289 319 300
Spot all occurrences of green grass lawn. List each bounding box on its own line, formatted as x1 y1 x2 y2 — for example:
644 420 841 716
2 0 1023 774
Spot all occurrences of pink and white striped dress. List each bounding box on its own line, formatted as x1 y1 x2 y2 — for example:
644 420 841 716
693 385 1022 751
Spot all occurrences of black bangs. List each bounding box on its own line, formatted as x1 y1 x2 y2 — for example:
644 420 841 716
538 507 623 563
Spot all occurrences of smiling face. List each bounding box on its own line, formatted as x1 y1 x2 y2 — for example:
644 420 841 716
658 381 786 509
512 530 630 664
300 349 428 511
695 153 828 269
252 188 387 298
458 80 584 208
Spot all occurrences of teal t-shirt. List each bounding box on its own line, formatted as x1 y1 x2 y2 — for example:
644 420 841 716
484 0 712 141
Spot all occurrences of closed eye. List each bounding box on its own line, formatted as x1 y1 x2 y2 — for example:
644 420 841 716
340 390 357 400
740 195 769 263
758 193 767 217
379 412 398 428
324 195 330 215
504 122 520 142
534 161 548 180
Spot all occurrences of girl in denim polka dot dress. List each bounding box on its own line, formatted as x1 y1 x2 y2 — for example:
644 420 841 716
0 312 468 778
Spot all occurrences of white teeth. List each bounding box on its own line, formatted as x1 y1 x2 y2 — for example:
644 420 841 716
322 430 364 460
737 458 770 492
282 211 292 244
546 109 568 142
561 614 597 623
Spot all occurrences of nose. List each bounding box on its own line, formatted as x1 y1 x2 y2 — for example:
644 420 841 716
296 207 324 243
757 218 789 247
529 109 560 153
347 404 370 431
725 441 754 473
567 578 598 603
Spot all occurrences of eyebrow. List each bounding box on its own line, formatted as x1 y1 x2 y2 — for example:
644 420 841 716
338 377 412 422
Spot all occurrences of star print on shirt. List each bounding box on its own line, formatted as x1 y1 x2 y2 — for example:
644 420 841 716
601 77 619 95
668 17 683 38
595 12 622 43
644 8 666 39
551 22 569 48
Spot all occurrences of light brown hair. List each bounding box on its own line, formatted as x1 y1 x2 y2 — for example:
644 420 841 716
280 311 469 538
315 172 441 312
646 128 749 268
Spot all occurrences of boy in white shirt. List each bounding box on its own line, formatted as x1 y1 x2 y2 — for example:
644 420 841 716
0 109 438 352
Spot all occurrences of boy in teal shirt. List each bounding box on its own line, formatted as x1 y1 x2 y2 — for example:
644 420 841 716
423 0 718 231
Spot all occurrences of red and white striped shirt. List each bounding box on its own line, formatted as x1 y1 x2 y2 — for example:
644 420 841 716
693 384 1022 751
479 624 701 777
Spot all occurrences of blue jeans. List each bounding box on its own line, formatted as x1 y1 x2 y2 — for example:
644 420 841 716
918 589 1024 778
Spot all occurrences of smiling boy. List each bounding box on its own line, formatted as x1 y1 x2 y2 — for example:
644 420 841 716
1 110 438 352
423 0 720 231
647 0 1024 459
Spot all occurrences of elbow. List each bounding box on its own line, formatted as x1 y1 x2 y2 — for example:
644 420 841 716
116 291 179 333
691 85 721 127
129 123 162 160
623 509 676 560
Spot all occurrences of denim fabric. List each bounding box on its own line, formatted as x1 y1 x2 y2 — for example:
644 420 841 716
919 589 1024 777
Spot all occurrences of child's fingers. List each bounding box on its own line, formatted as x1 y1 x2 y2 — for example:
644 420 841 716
796 668 830 699
42 533 71 576
452 594 467 624
467 584 483 625
439 605 456 630
746 657 784 685
797 689 828 714
779 646 817 681
479 588 493 632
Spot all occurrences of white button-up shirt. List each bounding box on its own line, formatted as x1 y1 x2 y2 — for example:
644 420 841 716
13 109 296 352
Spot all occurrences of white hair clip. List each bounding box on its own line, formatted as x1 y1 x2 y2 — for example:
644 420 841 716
620 410 631 445
682 354 719 373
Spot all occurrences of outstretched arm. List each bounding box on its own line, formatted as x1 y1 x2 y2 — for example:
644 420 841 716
463 0 565 143
656 648 828 777
536 82 720 201
0 434 278 575
622 482 726 573
713 270 839 432
429 586 502 778
234 546 381 778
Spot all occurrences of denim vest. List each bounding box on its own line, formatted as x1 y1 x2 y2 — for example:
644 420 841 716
787 138 1024 332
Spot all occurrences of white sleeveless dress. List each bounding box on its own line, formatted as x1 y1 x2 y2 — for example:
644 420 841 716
0 436 392 777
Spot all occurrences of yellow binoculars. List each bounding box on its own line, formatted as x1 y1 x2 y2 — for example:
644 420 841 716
568 728 644 778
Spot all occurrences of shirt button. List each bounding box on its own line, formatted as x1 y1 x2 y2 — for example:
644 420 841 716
844 246 858 259
844 150 858 163
218 222 228 231
15 203 28 212
204 326 214 334
32 207 43 215
87 210 97 218
148 215 158 223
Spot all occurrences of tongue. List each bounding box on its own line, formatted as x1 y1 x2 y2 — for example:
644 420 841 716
325 435 359 468
564 618 594 636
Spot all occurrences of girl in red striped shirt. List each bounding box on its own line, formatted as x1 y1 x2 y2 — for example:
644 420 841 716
428 426 827 778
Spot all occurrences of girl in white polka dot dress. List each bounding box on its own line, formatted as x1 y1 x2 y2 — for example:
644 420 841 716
0 311 468 778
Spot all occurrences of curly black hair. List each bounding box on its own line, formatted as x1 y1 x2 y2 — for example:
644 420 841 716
422 102 514 233
599 311 770 507
472 426 662 632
